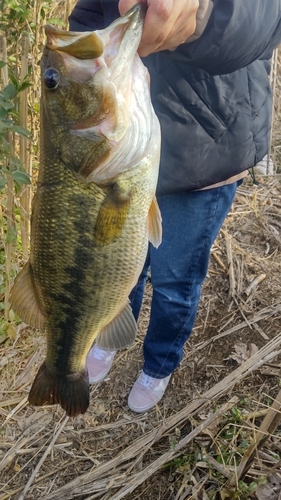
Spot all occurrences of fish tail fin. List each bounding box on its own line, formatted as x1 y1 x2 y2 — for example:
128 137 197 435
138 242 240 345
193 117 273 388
28 362 89 417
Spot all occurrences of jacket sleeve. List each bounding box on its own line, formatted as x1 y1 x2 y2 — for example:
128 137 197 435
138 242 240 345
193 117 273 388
171 0 281 74
69 0 119 32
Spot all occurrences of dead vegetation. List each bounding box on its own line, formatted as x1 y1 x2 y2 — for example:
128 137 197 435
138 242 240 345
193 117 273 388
0 176 281 500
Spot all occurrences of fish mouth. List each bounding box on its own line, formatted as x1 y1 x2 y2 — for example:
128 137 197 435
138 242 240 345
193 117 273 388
43 4 145 92
99 4 145 66
44 4 145 67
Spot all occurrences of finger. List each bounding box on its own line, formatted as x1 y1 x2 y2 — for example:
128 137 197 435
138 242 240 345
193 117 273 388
152 17 197 52
138 1 197 56
119 0 174 57
140 0 175 50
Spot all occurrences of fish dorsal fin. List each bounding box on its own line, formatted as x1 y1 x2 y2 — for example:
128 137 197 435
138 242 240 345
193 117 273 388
148 196 162 248
10 262 46 330
96 303 137 350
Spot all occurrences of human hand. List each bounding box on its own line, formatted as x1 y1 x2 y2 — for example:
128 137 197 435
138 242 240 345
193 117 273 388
119 0 199 56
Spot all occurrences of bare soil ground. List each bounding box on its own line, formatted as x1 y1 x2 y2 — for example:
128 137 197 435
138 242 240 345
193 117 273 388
0 175 281 500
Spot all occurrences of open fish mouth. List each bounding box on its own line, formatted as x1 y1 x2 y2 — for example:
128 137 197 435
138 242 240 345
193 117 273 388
44 4 145 75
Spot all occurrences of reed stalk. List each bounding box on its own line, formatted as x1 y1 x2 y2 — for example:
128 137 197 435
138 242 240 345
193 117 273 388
19 33 30 262
0 33 16 320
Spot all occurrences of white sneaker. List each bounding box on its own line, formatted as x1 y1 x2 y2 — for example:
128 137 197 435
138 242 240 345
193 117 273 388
86 345 117 383
128 371 171 413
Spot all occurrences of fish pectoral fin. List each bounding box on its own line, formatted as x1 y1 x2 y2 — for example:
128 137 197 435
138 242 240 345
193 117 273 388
94 184 130 245
148 196 162 248
29 361 89 417
96 303 137 350
10 262 46 330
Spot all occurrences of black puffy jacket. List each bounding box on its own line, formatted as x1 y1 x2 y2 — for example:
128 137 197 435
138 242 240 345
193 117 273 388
69 0 281 194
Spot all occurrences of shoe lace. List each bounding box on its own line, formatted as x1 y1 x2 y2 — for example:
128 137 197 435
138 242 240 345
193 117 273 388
139 373 156 389
92 346 115 361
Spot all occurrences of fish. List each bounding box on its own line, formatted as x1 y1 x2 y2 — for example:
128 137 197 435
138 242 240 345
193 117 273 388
10 4 161 417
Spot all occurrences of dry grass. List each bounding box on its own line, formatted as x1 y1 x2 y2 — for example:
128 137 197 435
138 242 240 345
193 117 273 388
0 177 281 500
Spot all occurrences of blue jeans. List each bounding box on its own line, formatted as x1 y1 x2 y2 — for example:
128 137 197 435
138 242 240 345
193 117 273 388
129 181 241 378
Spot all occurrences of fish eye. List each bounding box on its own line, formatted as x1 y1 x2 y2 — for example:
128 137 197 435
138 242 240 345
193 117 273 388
43 68 60 90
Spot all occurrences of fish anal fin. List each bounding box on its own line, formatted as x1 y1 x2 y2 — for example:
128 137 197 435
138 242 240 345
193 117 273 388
10 262 46 330
96 303 137 350
94 183 131 245
29 361 89 417
148 196 162 248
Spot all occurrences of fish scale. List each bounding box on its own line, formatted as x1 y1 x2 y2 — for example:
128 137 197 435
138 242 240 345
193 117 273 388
32 164 151 369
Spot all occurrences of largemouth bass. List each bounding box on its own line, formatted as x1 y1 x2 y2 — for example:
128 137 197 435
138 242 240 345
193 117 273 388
10 5 161 417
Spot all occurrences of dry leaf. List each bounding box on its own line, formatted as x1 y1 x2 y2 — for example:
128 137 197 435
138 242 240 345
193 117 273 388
229 342 259 365
8 309 15 322
6 324 17 340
